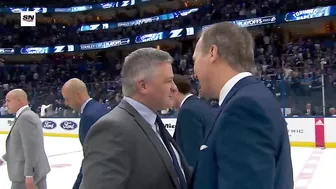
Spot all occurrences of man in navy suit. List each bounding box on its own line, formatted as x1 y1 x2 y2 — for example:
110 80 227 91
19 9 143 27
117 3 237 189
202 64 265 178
62 78 110 189
191 22 293 189
172 74 216 167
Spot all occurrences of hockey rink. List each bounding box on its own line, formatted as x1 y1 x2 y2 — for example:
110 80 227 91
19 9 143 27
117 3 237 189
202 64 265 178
0 135 335 189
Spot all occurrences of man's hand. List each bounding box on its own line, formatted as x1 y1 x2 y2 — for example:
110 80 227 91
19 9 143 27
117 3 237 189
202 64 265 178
0 159 4 166
25 177 37 189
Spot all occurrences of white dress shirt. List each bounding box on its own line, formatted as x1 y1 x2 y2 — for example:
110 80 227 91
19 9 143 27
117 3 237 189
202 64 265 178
180 94 193 108
219 72 252 105
16 105 29 118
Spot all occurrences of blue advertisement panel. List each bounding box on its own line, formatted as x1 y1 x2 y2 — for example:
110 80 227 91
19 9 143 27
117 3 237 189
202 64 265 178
281 6 334 22
1 5 335 54
78 8 199 31
2 0 138 13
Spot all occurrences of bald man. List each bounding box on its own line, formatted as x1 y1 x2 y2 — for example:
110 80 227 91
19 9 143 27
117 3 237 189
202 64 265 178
61 78 110 189
0 89 50 189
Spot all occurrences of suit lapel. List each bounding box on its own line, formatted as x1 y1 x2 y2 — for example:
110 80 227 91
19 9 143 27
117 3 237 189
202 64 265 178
118 100 180 188
203 76 259 143
6 107 30 143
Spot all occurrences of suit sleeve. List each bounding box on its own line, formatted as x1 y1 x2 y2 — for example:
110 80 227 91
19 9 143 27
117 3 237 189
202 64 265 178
177 109 204 167
80 120 131 189
19 115 40 177
73 115 101 189
215 97 276 189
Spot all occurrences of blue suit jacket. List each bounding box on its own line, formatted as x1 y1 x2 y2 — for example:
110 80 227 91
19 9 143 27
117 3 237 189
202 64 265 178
73 100 110 189
173 95 217 168
192 76 293 189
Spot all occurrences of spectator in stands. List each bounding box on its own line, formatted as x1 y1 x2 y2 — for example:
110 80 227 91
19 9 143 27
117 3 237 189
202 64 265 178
303 103 316 116
328 107 336 117
0 0 335 118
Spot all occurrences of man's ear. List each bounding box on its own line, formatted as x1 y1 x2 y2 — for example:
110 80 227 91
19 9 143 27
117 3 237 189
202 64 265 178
136 79 147 94
209 45 219 65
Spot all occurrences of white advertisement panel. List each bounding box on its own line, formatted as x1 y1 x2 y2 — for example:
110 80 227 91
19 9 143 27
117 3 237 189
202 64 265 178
0 118 79 135
323 118 336 144
0 118 177 136
0 117 317 144
285 118 315 143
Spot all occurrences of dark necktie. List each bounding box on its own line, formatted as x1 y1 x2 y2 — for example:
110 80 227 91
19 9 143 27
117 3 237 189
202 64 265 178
156 116 187 189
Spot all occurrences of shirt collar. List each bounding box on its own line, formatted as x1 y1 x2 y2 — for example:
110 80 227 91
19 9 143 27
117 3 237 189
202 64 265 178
219 72 252 105
16 105 29 118
123 96 157 126
81 98 92 114
180 93 193 108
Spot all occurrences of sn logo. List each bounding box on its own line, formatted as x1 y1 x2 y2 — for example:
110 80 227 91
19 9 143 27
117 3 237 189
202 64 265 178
22 15 34 22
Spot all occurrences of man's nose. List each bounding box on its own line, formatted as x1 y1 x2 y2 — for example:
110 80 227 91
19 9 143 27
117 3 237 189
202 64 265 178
171 83 177 93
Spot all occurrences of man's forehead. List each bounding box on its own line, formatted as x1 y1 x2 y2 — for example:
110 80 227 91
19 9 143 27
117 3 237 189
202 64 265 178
5 93 12 99
194 38 203 55
195 36 203 48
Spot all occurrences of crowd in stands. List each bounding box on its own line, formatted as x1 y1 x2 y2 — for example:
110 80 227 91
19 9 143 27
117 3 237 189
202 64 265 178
0 0 121 7
0 0 336 118
0 0 333 47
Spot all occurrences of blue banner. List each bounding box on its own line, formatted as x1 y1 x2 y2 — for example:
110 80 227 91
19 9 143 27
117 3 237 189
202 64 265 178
78 8 198 32
282 6 333 22
232 15 276 27
0 15 278 55
2 5 336 55
2 0 137 13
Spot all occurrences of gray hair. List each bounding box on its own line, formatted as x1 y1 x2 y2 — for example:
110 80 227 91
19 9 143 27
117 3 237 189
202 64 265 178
121 48 174 96
200 22 255 71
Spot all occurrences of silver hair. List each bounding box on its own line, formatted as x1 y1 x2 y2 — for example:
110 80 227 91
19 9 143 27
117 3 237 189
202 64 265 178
121 48 174 96
200 22 255 72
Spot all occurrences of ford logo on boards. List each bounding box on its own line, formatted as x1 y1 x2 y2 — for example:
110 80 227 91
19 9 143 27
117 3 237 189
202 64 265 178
42 120 57 129
60 121 78 130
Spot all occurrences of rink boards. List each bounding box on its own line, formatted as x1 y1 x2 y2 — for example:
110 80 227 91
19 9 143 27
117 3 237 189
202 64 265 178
0 117 336 148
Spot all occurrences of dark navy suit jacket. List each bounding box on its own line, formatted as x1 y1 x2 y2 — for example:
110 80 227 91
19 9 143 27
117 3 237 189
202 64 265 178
192 76 293 189
73 100 110 189
173 95 217 168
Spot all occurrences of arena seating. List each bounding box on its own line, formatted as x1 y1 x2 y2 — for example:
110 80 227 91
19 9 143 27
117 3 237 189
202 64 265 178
0 0 335 118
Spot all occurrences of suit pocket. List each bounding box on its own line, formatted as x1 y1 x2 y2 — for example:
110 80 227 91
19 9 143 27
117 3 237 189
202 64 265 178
8 160 25 182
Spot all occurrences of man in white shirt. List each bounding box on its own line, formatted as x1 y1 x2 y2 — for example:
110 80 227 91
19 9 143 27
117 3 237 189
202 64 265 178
0 89 50 189
0 103 8 115
191 22 293 189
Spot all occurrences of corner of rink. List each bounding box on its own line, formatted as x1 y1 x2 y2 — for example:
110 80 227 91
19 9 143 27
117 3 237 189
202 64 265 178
1 117 336 148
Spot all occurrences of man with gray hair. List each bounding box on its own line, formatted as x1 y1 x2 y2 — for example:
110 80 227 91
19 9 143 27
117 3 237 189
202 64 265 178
80 48 192 189
191 22 293 189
